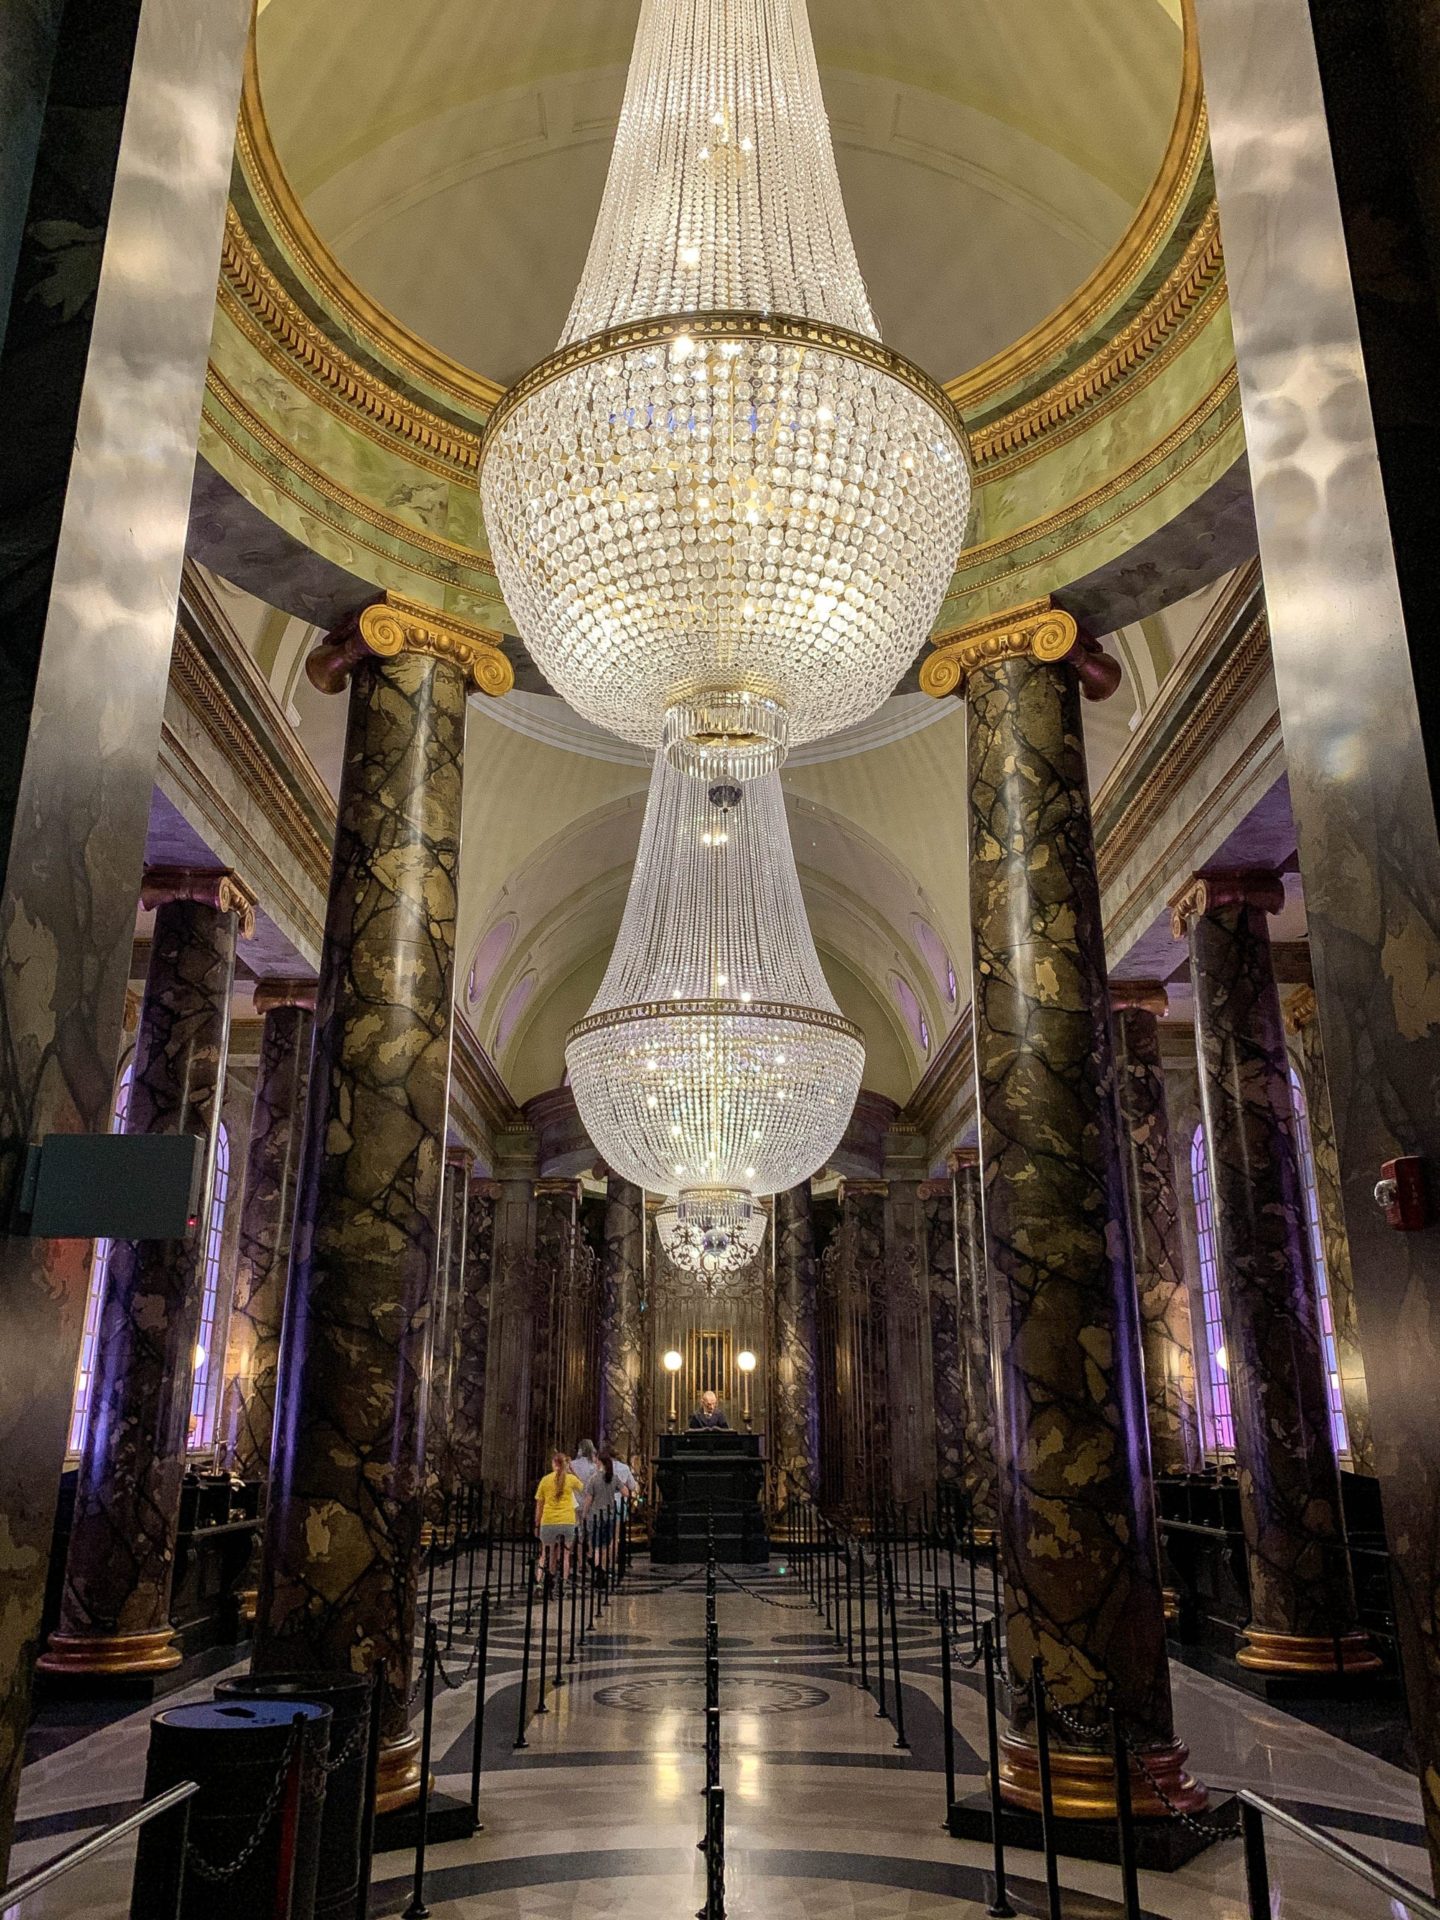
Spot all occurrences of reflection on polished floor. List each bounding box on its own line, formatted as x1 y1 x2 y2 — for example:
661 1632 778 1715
10 1557 1429 1918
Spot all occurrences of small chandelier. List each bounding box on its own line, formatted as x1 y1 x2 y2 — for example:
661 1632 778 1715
480 0 971 779
656 1193 767 1282
566 758 863 1222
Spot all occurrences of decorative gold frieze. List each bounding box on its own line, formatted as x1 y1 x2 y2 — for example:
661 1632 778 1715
1169 870 1286 940
306 594 514 698
140 867 257 939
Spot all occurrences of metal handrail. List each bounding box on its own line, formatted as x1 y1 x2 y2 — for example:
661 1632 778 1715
1239 1791 1440 1920
0 1781 199 1911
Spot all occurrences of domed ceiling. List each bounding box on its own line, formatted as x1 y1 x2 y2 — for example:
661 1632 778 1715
254 0 1183 388
236 0 1200 1124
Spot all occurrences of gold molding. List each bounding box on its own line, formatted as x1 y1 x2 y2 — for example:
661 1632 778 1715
567 998 864 1048
920 600 1078 699
1237 1627 1380 1675
1169 869 1286 940
1285 985 1319 1035
946 0 1207 415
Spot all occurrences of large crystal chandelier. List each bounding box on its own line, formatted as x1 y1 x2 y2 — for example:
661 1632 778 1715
566 760 863 1241
655 1196 767 1283
480 0 971 779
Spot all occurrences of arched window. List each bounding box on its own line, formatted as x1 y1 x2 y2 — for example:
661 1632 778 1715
1288 1067 1351 1458
890 973 931 1055
187 1122 231 1452
69 1062 135 1454
1189 1124 1234 1453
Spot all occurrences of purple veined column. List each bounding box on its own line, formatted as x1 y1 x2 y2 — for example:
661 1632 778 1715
1173 871 1377 1675
252 599 512 1815
922 599 1201 1820
948 1149 999 1537
222 981 316 1486
40 869 252 1677
451 1177 500 1491
772 1182 821 1511
920 1176 964 1489
836 1179 890 1515
597 1173 645 1476
1110 982 1203 1477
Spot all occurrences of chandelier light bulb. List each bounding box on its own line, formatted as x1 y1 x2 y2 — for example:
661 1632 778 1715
566 754 863 1232
479 0 971 778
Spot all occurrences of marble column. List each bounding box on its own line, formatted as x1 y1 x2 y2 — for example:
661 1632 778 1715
920 1178 964 1489
598 1175 645 1472
772 1183 821 1509
1286 986 1374 1473
0 0 248 1871
1111 984 1203 1477
1174 872 1375 1674
923 601 1198 1818
40 870 251 1676
426 1146 473 1503
452 1178 500 1490
532 1178 585 1468
837 1180 890 1513
222 982 316 1482
252 599 512 1814
950 1150 1000 1536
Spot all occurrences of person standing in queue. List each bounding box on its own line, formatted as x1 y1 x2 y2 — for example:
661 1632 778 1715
535 1448 584 1583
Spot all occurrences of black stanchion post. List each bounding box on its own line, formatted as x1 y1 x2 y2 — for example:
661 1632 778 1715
918 1495 928 1611
1241 1801 1271 1920
446 1491 462 1650
355 1666 384 1920
1030 1658 1063 1920
403 1622 438 1920
568 1540 580 1666
465 1488 479 1631
858 1541 870 1693
424 1515 438 1623
888 1537 909 1751
468 1588 490 1832
874 1544 889 1720
844 1537 855 1666
514 1548 537 1748
1112 1711 1141 1920
939 1588 957 1821
968 1526 981 1659
981 1623 1016 1918
483 1491 496 1601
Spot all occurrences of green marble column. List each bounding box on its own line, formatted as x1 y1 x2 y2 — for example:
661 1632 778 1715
1286 986 1374 1473
426 1146 473 1505
1175 872 1375 1674
41 870 250 1676
452 1178 499 1489
597 1174 646 1473
949 1151 1000 1535
1111 984 1203 1477
926 601 1199 1818
222 982 315 1483
252 599 511 1814
772 1182 821 1509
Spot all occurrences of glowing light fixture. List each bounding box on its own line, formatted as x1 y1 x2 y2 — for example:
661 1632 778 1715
479 0 971 779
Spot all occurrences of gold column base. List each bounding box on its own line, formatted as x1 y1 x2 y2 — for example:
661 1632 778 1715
1237 1627 1382 1675
1162 1587 1181 1624
999 1728 1207 1819
37 1627 181 1676
971 1526 999 1549
237 1589 258 1629
374 1727 425 1814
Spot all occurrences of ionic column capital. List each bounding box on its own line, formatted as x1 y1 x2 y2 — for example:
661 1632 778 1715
253 977 317 1016
920 598 1120 703
945 1147 980 1175
1109 980 1171 1018
1169 869 1286 940
470 1178 503 1203
534 1176 582 1201
837 1178 889 1202
307 593 514 699
916 1178 952 1201
1284 985 1319 1035
140 866 256 938
445 1144 477 1174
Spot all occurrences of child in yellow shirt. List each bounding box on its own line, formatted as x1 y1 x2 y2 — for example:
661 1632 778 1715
535 1451 584 1577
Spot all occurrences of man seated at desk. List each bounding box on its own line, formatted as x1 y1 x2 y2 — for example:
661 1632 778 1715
688 1390 730 1431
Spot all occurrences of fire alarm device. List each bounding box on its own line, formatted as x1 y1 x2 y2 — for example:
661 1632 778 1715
1374 1156 1427 1231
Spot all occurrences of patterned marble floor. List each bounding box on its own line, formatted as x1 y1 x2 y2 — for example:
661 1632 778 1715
7 1553 1432 1919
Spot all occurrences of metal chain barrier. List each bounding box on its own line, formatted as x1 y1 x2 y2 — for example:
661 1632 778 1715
713 1564 821 1611
184 1727 301 1884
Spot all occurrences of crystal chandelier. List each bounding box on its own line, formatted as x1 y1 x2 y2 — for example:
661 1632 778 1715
480 0 971 779
566 759 863 1232
655 1195 767 1282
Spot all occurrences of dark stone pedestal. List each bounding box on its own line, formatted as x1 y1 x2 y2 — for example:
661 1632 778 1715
372 1790 476 1852
947 1791 1238 1870
652 1433 768 1564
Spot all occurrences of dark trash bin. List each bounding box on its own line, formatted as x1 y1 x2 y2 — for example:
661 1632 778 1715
217 1672 373 1920
131 1696 330 1920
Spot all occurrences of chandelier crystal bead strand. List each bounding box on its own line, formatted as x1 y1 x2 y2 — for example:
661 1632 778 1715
479 0 972 778
566 759 864 1246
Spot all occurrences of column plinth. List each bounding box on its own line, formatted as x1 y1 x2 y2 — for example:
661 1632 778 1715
255 597 500 1808
1174 873 1377 1676
934 600 1196 1813
40 872 248 1676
